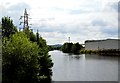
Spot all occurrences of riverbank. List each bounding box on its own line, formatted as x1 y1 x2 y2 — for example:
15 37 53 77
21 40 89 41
80 49 120 56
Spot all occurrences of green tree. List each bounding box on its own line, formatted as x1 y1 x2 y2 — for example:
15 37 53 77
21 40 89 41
2 32 40 83
36 32 53 82
36 29 40 44
2 16 53 83
48 46 54 51
23 28 36 42
2 16 17 37
23 28 53 82
0 22 2 36
61 43 67 53
62 43 73 53
62 42 83 54
72 42 83 54
30 31 36 42
67 43 73 53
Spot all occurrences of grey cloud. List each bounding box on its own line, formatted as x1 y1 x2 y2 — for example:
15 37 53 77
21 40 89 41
111 2 118 12
32 16 117 40
33 22 88 35
100 27 118 37
91 19 117 37
5 2 11 5
8 2 31 11
69 1 101 15
91 19 107 26
69 9 89 14
1 2 31 27
32 21 117 45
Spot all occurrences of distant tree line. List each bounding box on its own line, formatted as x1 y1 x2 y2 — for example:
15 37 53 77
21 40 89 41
48 45 62 51
61 42 83 54
2 16 53 83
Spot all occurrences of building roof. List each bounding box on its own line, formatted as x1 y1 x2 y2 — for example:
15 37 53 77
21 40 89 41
85 39 120 43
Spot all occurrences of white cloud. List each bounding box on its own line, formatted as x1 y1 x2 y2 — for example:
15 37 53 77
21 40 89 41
0 0 119 45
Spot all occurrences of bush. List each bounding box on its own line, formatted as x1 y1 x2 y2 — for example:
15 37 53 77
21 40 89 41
80 50 84 54
92 50 98 54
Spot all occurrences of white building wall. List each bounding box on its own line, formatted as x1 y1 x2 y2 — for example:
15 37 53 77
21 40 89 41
104 39 118 49
85 41 99 50
99 39 119 50
85 39 119 50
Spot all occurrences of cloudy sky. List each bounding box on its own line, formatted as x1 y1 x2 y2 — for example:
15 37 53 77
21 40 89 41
0 0 119 45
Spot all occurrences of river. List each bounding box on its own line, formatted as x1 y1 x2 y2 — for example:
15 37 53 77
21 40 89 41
49 50 118 81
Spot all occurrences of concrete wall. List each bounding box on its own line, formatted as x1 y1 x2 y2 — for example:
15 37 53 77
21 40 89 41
85 39 119 50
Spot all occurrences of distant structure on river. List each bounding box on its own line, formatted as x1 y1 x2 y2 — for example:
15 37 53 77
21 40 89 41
85 39 120 50
68 37 70 43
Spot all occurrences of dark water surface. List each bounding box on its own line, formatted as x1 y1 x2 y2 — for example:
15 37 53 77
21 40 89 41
49 50 118 81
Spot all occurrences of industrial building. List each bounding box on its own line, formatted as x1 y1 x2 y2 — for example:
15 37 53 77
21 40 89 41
85 39 120 50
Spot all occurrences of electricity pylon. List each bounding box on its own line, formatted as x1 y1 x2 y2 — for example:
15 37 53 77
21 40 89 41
19 8 32 31
69 37 70 43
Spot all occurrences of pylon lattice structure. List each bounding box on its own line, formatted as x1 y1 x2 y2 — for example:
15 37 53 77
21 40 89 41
23 8 29 29
19 8 31 31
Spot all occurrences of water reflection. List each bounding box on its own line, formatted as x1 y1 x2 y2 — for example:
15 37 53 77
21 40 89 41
64 53 84 60
85 54 118 61
49 50 118 81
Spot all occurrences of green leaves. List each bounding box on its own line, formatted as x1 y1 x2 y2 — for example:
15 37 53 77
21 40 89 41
72 42 83 54
2 32 39 83
2 16 53 83
23 28 36 42
62 42 83 54
2 16 17 38
36 33 53 82
62 43 73 53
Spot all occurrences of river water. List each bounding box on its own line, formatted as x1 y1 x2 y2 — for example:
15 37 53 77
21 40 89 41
49 50 118 81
